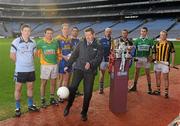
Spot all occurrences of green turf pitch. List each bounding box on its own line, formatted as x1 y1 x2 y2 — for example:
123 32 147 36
0 38 179 120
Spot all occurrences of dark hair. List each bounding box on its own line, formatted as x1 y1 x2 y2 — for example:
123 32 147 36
122 29 129 33
72 27 79 31
44 28 54 33
141 27 148 32
20 24 31 31
84 27 95 34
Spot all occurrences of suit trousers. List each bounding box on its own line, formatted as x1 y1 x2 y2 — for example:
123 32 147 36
67 69 95 115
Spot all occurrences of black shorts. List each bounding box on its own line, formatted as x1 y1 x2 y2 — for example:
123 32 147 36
14 71 36 83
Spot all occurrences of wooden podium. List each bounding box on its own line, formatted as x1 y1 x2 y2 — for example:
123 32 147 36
109 58 129 113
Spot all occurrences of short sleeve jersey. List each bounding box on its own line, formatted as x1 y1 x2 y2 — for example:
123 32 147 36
37 39 60 65
134 37 154 57
10 37 36 72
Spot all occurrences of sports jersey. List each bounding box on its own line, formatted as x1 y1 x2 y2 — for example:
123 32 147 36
100 37 111 62
37 38 61 65
71 38 80 49
118 37 133 46
56 35 73 73
56 35 73 56
134 37 154 57
10 37 36 72
152 40 175 62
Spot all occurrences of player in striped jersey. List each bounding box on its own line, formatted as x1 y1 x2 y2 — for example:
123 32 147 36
152 30 175 98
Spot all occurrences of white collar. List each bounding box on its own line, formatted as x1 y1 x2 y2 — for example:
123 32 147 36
140 36 148 39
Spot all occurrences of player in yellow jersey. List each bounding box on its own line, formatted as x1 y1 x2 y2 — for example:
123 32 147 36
37 28 61 107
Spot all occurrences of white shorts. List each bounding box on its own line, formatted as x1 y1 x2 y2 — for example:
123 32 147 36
100 61 108 70
154 61 169 73
135 57 150 69
40 64 58 80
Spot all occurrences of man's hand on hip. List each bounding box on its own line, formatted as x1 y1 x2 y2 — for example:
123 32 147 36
85 62 90 70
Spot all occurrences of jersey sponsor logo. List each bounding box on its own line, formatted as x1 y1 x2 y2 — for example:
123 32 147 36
44 50 56 55
19 44 33 54
138 45 150 51
62 45 71 50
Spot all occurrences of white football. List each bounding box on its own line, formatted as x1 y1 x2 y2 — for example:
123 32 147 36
57 86 70 99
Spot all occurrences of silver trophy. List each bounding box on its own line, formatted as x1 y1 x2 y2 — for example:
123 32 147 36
114 39 121 59
114 39 131 72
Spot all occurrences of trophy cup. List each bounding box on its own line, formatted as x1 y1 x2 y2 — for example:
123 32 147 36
113 39 130 72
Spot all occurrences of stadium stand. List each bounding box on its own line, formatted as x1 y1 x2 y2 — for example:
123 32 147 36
110 20 143 38
0 0 179 39
129 19 177 38
0 22 6 36
168 22 180 39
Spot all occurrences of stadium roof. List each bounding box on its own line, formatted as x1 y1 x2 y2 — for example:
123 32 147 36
0 0 108 6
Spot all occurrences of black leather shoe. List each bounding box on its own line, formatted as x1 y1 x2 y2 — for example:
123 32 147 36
81 114 88 121
64 107 70 117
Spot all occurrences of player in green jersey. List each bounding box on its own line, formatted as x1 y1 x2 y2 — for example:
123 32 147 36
129 27 154 94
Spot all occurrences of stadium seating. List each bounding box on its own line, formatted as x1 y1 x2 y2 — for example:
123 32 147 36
111 20 142 38
0 19 179 39
0 22 7 36
0 0 179 39
168 22 180 39
129 19 176 38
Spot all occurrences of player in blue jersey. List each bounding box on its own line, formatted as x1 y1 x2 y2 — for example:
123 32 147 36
71 27 80 48
56 23 73 102
98 28 112 94
10 24 39 117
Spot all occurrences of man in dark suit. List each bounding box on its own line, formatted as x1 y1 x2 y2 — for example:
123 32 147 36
63 27 103 121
